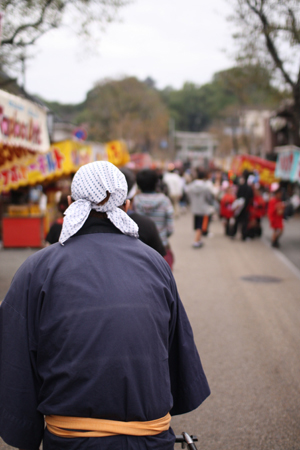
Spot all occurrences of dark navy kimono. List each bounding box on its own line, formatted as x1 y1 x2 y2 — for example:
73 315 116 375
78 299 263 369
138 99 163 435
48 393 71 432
0 218 210 450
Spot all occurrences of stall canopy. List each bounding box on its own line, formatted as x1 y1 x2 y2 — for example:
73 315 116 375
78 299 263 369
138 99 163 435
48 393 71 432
275 147 300 182
0 89 50 154
231 154 277 186
0 140 92 193
126 153 152 170
105 140 130 167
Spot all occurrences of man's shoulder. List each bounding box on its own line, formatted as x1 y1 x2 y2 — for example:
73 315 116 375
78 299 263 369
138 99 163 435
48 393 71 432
19 243 61 271
3 244 61 296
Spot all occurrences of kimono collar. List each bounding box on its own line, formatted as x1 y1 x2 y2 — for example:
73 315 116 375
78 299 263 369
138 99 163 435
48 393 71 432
59 161 139 245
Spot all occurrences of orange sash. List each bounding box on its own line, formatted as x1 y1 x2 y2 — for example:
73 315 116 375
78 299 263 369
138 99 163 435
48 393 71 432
46 413 171 438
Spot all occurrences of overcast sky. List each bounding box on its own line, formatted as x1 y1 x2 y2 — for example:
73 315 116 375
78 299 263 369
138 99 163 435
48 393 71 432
24 0 235 104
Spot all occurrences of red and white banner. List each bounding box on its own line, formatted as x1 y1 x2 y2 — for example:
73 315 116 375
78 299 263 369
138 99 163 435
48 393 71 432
0 89 50 153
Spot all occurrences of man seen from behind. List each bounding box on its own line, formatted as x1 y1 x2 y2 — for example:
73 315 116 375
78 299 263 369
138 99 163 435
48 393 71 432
0 161 210 450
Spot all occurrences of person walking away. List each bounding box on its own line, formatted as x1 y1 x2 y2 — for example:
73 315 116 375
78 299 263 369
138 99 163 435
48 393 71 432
120 167 166 257
185 169 214 248
268 182 285 248
247 183 266 238
231 171 254 240
134 169 175 269
0 161 210 450
219 181 236 236
163 167 184 218
202 172 216 236
45 194 69 245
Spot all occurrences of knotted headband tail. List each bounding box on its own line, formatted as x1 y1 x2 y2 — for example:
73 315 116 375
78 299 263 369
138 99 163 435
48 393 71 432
107 208 139 239
59 199 92 245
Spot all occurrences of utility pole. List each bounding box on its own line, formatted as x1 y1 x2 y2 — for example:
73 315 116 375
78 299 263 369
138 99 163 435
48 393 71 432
169 117 175 161
0 11 4 46
20 53 26 90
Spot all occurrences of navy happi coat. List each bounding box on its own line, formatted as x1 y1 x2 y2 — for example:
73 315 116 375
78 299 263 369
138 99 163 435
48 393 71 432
0 218 210 450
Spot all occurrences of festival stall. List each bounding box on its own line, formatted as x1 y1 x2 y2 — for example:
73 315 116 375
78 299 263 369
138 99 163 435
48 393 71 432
275 147 300 183
126 153 152 170
231 154 277 186
1 139 93 247
105 140 130 167
0 89 50 246
0 91 131 248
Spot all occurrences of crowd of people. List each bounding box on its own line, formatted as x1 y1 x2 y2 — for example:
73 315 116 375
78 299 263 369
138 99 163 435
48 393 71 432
46 164 300 264
218 171 299 248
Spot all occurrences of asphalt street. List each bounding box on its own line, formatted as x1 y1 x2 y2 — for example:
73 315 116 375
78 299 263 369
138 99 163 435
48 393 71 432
1 213 300 450
262 213 300 271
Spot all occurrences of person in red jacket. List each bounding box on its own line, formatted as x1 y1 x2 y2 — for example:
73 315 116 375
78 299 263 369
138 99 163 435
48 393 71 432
247 184 266 238
268 182 285 248
220 182 236 235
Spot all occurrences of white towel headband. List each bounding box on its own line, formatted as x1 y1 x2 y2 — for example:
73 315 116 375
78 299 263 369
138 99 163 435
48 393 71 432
59 161 139 245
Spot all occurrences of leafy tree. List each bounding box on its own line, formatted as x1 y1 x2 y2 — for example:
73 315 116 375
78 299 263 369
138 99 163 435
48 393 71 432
0 0 128 72
209 65 287 155
77 77 169 153
214 65 286 108
160 65 283 133
230 0 300 145
161 83 214 132
44 99 85 122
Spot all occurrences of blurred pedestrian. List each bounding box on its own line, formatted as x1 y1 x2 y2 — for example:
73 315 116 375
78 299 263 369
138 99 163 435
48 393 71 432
45 194 69 245
163 166 184 218
247 183 266 238
156 169 169 196
134 169 174 268
219 181 236 236
120 167 166 257
231 170 254 240
185 169 214 248
268 182 285 248
203 171 219 235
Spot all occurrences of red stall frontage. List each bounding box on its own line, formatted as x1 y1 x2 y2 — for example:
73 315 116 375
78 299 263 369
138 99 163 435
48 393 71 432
0 88 50 246
3 215 45 247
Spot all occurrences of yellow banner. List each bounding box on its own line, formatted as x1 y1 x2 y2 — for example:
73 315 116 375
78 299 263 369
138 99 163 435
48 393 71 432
106 140 130 167
0 140 92 193
231 155 277 186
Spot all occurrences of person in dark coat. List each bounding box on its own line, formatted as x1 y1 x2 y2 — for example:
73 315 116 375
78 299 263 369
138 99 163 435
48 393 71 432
0 161 210 450
45 194 69 245
231 171 254 240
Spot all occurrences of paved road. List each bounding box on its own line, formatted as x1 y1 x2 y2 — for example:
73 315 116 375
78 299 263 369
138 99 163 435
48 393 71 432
1 214 300 449
262 213 300 271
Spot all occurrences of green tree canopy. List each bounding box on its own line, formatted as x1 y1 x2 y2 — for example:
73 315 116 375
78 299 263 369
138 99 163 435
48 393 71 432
160 64 284 133
77 77 169 153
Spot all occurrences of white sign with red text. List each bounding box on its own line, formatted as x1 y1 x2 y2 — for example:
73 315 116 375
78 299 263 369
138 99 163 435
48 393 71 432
275 149 300 182
0 89 50 153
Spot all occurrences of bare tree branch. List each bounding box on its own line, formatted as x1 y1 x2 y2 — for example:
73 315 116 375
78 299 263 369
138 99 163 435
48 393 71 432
287 8 300 45
243 0 295 87
231 0 300 145
1 0 59 46
259 11 295 88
